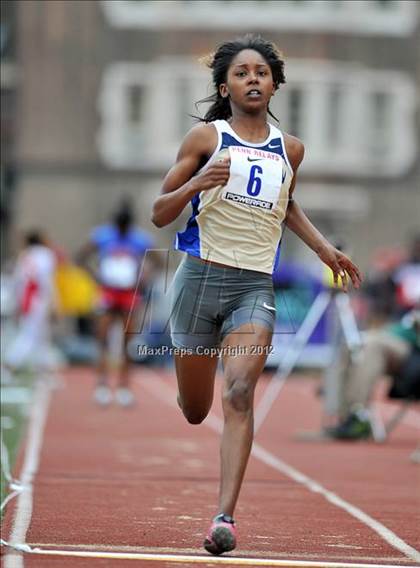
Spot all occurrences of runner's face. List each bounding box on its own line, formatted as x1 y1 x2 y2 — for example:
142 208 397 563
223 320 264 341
220 49 275 112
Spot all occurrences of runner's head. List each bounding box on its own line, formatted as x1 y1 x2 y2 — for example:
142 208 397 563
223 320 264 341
198 35 286 122
113 200 134 236
408 233 420 263
24 230 45 247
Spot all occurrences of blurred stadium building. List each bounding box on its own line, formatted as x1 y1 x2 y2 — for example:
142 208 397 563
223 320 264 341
1 0 419 266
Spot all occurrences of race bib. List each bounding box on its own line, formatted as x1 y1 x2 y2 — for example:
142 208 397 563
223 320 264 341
99 254 138 289
221 146 284 211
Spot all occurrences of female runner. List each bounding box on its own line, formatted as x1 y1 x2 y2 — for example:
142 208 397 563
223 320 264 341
152 35 362 555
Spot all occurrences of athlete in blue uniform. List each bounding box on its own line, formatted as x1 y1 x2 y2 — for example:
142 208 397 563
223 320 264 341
152 36 362 554
78 203 154 406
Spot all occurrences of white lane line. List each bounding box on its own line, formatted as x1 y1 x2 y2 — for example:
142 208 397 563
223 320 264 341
142 372 420 564
11 547 416 567
3 378 54 568
24 543 414 563
249 443 420 564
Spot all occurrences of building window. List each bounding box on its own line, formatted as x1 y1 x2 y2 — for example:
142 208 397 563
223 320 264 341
176 78 195 140
97 60 208 168
368 91 392 159
97 58 417 177
101 0 418 36
127 84 144 124
327 86 343 149
287 88 304 139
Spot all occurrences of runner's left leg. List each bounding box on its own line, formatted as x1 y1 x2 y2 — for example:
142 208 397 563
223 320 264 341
218 322 272 517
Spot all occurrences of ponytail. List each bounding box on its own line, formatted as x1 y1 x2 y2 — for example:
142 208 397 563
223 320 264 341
196 93 232 123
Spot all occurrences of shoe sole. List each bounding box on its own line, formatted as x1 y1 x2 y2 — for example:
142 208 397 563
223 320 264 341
93 397 112 406
116 398 135 407
204 526 236 555
335 430 372 440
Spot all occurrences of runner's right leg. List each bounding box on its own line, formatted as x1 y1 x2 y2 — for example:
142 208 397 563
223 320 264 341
94 311 114 405
174 353 218 424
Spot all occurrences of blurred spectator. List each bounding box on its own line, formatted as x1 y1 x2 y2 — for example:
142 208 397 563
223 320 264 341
393 233 420 316
325 235 420 440
3 230 57 374
329 310 419 440
77 199 154 407
363 234 420 326
362 247 404 325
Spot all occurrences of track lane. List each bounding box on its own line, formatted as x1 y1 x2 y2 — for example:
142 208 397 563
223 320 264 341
2 367 419 567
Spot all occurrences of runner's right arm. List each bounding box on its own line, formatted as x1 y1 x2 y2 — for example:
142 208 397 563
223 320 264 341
151 124 230 228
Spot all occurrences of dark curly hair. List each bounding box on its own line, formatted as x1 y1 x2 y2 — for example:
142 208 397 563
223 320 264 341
196 35 286 123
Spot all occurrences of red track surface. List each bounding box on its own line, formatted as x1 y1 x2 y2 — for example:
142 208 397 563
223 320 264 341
2 366 419 567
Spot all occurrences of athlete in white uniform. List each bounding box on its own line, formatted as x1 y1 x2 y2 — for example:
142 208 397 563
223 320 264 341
152 35 362 555
5 232 56 373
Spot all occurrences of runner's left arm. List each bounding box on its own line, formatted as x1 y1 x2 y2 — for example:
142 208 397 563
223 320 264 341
284 134 362 291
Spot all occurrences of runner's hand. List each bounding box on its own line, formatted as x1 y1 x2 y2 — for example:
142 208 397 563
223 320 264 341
318 244 362 292
193 158 231 191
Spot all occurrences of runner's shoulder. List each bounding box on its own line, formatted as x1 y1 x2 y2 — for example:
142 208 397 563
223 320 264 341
179 122 218 159
284 132 305 172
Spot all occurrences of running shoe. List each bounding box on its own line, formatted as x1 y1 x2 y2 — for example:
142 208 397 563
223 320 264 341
328 411 372 440
204 513 236 555
115 387 135 407
93 385 112 406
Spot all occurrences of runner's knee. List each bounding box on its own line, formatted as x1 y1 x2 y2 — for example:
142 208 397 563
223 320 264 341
223 378 253 413
178 393 210 425
181 405 209 425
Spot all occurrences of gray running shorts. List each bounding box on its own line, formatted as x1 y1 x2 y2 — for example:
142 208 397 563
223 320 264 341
170 255 276 352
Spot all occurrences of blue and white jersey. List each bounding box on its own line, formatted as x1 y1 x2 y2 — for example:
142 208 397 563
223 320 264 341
91 225 153 289
175 120 293 274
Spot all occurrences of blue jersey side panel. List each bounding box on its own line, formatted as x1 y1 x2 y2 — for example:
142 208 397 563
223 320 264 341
175 193 201 257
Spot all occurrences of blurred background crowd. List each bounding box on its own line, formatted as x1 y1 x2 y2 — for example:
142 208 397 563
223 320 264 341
1 1 419 431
